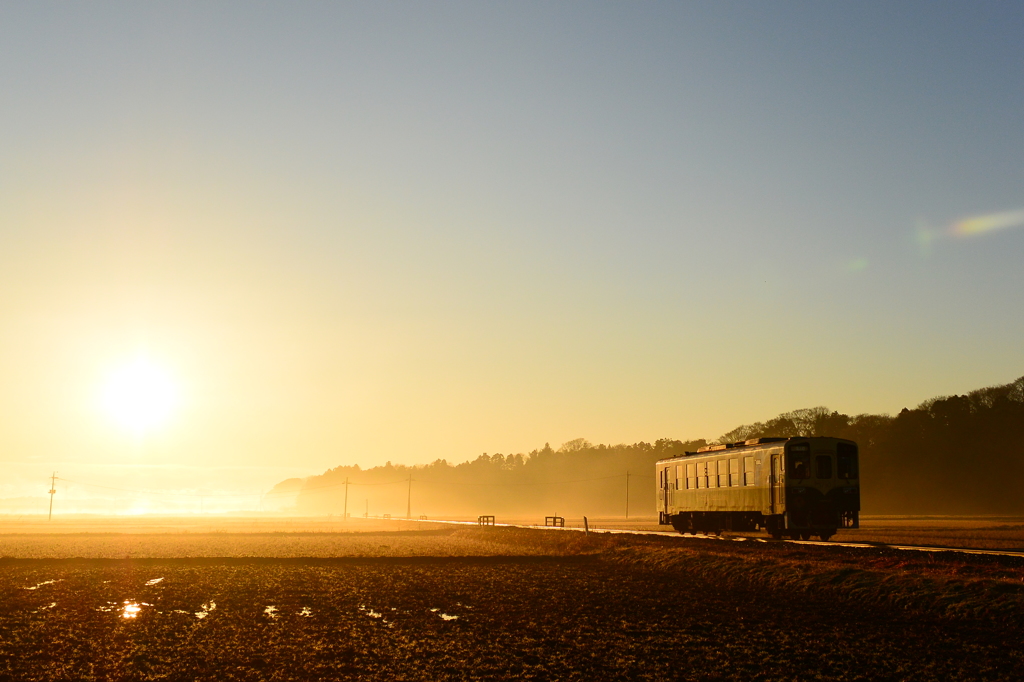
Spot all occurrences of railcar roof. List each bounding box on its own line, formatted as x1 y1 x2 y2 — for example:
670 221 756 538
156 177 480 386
654 436 849 464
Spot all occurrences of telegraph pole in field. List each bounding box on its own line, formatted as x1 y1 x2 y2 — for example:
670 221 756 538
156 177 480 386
343 477 349 521
406 474 412 519
48 472 57 521
625 470 630 520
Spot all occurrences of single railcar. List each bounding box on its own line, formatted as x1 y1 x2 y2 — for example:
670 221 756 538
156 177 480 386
656 437 859 540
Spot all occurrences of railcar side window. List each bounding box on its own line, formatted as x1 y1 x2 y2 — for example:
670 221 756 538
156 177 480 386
675 464 683 490
706 462 717 488
743 456 755 486
697 462 706 489
686 463 696 490
837 443 859 479
729 458 740 486
816 455 833 479
717 460 728 487
789 453 810 479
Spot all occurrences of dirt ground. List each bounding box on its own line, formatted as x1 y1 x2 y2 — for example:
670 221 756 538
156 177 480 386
1 524 1023 681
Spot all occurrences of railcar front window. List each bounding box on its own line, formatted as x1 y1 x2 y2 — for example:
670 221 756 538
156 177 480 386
816 455 833 479
789 453 810 479
837 443 859 479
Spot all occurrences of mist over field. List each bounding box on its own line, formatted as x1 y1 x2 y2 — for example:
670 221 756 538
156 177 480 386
277 375 1024 519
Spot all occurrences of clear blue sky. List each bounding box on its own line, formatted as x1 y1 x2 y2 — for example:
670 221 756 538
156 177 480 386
1 2 1022 508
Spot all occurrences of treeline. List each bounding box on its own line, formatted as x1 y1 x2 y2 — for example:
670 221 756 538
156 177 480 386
272 375 1024 517
715 376 1024 514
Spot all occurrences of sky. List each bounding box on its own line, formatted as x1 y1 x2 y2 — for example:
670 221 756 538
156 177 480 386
1 2 1022 512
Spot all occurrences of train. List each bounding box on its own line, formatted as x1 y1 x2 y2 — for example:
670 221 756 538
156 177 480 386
656 437 859 540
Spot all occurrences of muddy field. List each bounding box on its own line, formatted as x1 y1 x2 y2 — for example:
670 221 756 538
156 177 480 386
2 526 1023 681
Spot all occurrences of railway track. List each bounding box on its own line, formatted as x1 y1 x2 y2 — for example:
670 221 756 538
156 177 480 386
413 517 1024 560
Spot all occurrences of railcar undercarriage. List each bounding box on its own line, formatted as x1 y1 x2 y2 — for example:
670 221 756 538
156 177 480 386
668 511 837 541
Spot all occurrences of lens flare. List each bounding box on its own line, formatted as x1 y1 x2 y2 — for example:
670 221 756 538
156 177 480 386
950 209 1024 237
846 257 868 272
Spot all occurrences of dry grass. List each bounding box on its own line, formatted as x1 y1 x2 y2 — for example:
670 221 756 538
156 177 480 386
832 516 1024 550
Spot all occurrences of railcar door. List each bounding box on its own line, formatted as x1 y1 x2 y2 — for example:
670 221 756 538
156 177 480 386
769 454 783 515
660 466 670 518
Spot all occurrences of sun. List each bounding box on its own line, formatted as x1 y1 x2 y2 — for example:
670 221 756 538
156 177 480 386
100 357 179 435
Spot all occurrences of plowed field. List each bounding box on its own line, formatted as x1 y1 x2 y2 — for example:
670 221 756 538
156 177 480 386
2 527 1022 681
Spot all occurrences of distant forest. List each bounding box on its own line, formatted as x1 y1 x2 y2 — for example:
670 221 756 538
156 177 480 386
271 376 1024 518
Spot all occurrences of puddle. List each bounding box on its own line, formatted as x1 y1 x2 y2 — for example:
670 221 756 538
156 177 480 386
358 605 392 626
108 601 153 619
145 578 164 586
24 580 61 591
95 601 152 618
31 602 57 613
195 601 216 619
299 607 313 617
264 605 279 620
439 613 458 621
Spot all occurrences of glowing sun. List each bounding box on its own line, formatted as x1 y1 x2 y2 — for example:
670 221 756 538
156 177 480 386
101 357 179 434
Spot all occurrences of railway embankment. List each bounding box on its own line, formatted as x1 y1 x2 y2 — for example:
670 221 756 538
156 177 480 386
455 526 1024 626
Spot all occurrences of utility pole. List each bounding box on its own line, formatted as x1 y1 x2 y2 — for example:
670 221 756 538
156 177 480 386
625 470 630 520
406 474 412 519
48 472 57 521
343 477 349 521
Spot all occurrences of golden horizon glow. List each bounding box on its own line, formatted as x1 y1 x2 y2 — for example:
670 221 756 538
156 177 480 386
100 356 179 437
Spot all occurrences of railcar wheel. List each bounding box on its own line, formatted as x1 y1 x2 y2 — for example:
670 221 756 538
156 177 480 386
817 533 833 541
769 531 784 540
799 532 811 541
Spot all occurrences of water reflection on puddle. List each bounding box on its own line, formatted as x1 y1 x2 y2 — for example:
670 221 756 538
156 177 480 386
429 608 458 621
264 605 279 619
195 602 216 619
358 605 394 627
299 607 313 617
95 600 153 618
24 580 61 591
145 577 164 586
